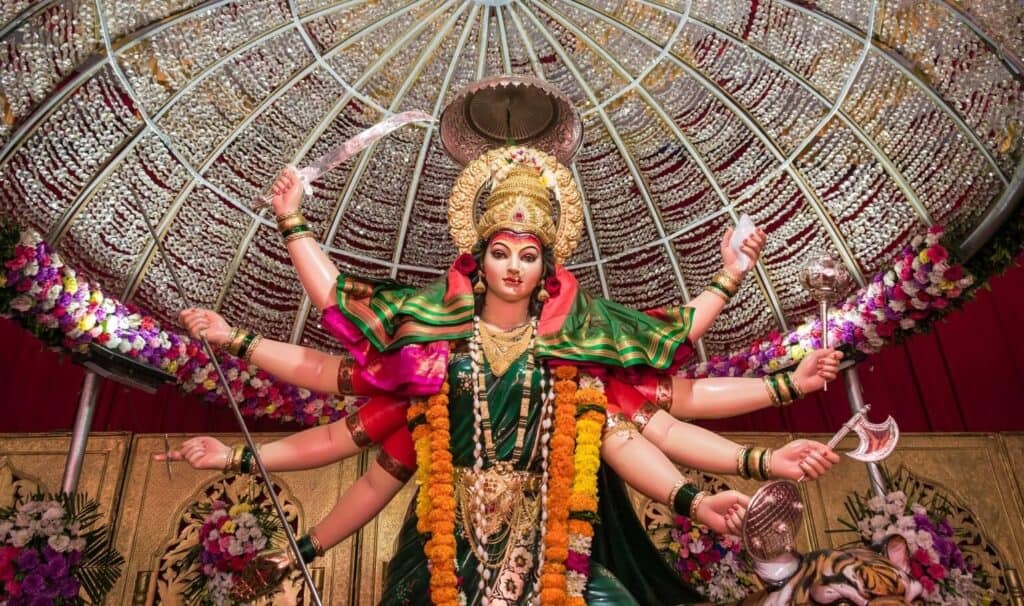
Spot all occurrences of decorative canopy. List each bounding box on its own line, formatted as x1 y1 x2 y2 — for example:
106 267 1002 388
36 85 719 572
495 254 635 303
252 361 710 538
1 0 1021 360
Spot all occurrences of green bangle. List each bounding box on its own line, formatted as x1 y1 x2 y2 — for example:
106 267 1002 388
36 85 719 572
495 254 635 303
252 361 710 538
707 282 734 300
758 448 770 481
768 374 787 407
296 534 318 564
236 331 257 360
781 372 802 401
239 446 254 474
672 483 700 517
280 224 312 239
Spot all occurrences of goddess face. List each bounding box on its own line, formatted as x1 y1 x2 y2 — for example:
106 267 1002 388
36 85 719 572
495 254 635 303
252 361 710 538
482 231 544 304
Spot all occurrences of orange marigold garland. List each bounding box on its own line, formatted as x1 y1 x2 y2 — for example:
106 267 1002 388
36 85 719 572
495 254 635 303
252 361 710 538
539 365 578 605
421 380 459 606
566 378 608 606
408 399 432 535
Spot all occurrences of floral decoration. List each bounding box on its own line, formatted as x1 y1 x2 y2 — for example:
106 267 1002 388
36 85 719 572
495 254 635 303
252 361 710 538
0 227 360 427
565 373 607 606
0 493 124 605
180 500 279 605
686 227 975 378
840 475 993 605
662 514 758 603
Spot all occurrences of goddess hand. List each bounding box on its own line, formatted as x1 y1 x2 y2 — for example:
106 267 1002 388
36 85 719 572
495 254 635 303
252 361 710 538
271 165 304 216
720 225 767 279
793 348 842 393
179 308 232 347
155 436 231 470
771 439 839 481
695 490 750 536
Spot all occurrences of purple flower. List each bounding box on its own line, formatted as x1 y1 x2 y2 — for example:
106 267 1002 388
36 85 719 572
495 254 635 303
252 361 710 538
912 513 934 531
59 576 79 598
15 550 39 571
937 519 954 537
40 553 68 579
19 573 45 595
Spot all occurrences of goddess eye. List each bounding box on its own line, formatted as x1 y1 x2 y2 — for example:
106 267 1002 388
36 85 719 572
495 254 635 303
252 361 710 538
489 249 507 259
522 254 538 263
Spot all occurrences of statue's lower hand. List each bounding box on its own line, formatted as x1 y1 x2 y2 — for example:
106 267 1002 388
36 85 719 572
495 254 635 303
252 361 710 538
179 308 232 347
771 439 840 481
696 490 749 536
154 436 230 470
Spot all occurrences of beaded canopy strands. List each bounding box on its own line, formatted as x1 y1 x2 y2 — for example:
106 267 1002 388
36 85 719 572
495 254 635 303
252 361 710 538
764 372 804 407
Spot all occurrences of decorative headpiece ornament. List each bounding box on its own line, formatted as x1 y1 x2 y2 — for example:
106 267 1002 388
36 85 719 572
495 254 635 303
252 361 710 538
448 146 583 264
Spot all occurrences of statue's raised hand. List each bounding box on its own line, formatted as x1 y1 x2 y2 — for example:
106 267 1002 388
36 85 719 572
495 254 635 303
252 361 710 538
271 165 304 216
695 490 750 536
793 348 843 394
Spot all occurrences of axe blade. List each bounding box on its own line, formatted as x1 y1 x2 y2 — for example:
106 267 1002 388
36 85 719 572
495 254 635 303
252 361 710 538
846 415 899 462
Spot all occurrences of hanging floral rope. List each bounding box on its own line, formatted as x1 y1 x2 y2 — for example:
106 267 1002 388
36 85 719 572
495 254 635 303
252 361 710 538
0 228 360 426
685 227 976 379
566 374 607 606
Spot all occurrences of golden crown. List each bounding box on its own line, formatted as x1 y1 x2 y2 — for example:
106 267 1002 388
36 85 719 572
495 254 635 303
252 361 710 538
448 147 583 265
476 166 557 246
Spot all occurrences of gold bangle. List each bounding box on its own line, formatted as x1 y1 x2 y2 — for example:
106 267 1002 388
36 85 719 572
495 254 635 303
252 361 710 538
275 210 303 223
284 230 317 243
689 490 709 520
776 375 793 404
276 212 307 229
712 277 738 296
277 217 308 232
746 447 763 481
714 270 741 290
224 444 244 473
243 334 263 364
667 479 688 508
227 328 249 357
735 446 748 477
765 448 775 479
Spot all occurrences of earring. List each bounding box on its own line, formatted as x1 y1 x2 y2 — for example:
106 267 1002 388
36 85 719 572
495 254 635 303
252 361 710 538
473 277 486 294
536 288 550 302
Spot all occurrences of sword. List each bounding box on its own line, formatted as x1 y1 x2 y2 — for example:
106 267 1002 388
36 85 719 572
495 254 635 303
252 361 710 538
253 110 436 210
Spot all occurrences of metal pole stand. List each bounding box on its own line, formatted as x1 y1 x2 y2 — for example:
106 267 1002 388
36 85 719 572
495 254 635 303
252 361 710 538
61 371 101 495
842 365 888 498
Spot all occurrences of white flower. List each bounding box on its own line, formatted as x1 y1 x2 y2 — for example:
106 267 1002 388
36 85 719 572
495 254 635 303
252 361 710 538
227 536 245 556
884 502 905 516
10 294 34 312
896 515 917 531
70 538 86 552
48 534 72 552
10 528 33 547
869 514 887 530
911 503 927 516
915 530 934 550
867 496 886 512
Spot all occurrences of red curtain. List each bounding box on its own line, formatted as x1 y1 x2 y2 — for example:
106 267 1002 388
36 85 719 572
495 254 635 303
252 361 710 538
2 264 1022 435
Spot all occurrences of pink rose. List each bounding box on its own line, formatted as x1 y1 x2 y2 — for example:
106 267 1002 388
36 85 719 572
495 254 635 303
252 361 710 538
453 253 477 275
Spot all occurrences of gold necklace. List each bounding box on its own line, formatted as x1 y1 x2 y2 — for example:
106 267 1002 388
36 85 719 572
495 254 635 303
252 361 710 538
476 320 534 377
